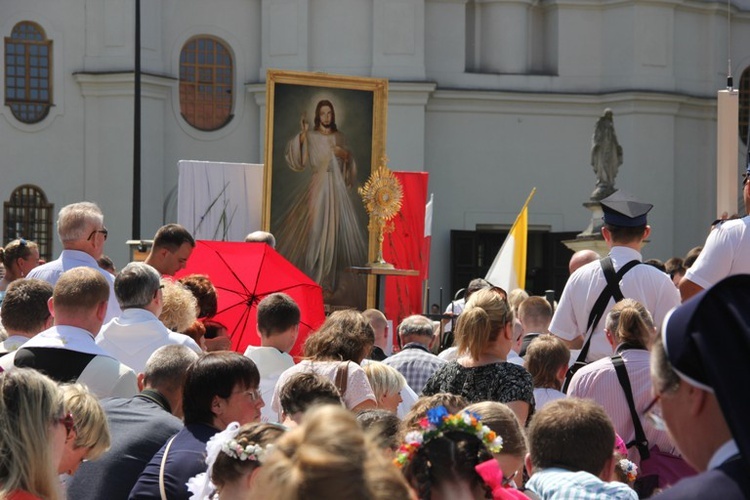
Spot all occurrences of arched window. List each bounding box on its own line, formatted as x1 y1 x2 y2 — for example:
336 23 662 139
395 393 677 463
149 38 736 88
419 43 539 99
179 37 233 131
740 66 750 145
4 21 53 124
3 185 54 262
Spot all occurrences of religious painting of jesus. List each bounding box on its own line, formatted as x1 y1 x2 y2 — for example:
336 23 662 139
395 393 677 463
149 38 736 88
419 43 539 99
263 70 388 311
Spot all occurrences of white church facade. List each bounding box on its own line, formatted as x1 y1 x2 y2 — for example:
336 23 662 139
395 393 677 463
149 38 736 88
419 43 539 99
2 0 750 297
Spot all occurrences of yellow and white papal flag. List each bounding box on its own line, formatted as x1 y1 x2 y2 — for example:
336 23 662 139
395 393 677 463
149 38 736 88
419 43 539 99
485 188 535 292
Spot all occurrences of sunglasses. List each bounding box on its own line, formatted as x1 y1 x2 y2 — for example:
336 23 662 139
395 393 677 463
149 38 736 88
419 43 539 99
87 228 108 241
642 394 667 431
58 412 76 436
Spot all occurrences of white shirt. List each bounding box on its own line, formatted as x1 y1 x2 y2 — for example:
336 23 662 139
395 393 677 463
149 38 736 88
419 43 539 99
533 387 566 410
684 217 750 289
0 335 31 353
26 249 122 323
707 440 739 470
567 348 678 464
0 325 138 398
443 298 465 333
272 360 376 420
96 308 202 373
244 345 295 423
549 246 680 362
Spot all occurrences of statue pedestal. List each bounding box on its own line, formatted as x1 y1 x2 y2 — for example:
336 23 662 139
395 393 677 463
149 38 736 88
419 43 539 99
562 201 608 256
579 201 604 238
562 235 608 257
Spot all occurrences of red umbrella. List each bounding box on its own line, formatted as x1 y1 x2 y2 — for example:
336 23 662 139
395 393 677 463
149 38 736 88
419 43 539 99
174 240 325 356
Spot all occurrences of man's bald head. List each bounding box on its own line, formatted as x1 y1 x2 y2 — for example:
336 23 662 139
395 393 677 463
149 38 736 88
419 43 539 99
569 249 600 274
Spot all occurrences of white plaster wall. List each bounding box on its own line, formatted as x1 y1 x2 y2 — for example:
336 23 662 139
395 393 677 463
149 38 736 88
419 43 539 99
0 0 747 294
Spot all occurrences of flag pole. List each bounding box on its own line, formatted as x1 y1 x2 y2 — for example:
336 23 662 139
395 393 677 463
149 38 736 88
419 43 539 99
507 187 536 234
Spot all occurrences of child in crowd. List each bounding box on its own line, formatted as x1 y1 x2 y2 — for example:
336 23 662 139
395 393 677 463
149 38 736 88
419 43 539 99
465 401 528 489
278 372 342 426
254 405 412 499
356 409 402 453
363 361 406 413
401 393 468 434
523 334 569 410
187 422 285 500
524 398 637 499
243 293 300 422
396 406 526 499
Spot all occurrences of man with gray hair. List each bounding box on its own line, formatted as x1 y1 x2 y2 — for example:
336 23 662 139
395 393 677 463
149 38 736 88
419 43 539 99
244 230 276 248
0 278 53 355
67 344 200 500
383 314 446 393
27 201 121 322
96 262 201 373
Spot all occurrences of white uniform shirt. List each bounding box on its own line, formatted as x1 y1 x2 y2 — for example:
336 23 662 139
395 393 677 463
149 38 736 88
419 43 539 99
244 345 295 423
684 217 750 289
96 309 202 373
549 246 680 362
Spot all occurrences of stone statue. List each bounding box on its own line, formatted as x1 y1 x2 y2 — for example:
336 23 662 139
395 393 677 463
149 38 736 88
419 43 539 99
590 109 622 200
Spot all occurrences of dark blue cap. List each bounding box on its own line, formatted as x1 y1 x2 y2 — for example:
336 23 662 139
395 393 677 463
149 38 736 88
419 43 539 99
600 191 652 227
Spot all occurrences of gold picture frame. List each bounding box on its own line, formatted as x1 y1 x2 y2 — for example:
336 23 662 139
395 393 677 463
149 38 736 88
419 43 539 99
262 69 388 311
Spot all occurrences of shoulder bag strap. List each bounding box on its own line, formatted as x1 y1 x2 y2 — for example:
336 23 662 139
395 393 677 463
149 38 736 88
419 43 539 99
611 354 650 460
159 434 178 500
334 361 350 396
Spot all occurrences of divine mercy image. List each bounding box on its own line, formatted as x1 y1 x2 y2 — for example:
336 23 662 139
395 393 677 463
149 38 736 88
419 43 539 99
270 85 375 310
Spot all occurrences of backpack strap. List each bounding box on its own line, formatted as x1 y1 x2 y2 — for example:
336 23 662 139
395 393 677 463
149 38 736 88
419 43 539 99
563 257 640 392
611 354 651 460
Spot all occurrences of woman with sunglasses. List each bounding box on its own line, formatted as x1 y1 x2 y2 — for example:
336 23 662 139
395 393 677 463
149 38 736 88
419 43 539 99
0 368 69 500
0 239 41 306
422 289 535 424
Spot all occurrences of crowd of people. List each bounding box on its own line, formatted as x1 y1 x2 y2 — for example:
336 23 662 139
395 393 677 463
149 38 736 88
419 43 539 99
0 182 749 500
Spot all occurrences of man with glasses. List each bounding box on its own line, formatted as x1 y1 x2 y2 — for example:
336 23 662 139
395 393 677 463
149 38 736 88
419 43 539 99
27 201 121 322
96 262 202 373
678 167 750 301
651 274 750 498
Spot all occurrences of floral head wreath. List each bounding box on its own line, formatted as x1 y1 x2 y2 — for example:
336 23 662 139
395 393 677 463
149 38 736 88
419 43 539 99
187 422 273 500
618 458 638 483
394 406 503 468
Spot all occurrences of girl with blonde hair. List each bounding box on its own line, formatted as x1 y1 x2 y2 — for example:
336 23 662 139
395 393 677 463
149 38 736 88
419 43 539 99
0 368 68 500
422 289 535 422
363 362 406 413
58 384 111 478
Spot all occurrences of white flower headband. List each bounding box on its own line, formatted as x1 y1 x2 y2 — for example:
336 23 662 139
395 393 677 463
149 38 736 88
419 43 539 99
221 438 268 461
187 422 272 500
